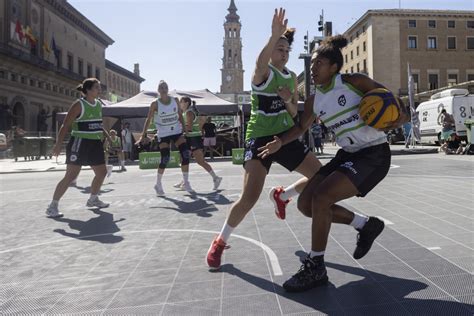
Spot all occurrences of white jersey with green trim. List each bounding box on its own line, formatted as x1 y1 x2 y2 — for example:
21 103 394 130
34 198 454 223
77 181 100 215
154 97 182 138
313 74 386 152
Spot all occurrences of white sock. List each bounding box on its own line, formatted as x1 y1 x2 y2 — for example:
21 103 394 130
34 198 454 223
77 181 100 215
218 222 234 243
280 184 298 201
157 172 163 185
350 212 369 230
121 160 125 167
208 169 217 179
182 172 189 183
90 194 98 201
50 200 59 207
309 250 325 258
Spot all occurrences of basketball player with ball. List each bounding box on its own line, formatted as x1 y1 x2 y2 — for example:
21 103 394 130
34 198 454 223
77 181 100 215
258 34 409 292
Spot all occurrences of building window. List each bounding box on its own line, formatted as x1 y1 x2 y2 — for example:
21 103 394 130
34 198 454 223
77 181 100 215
363 59 367 73
10 73 17 82
59 87 64 94
447 37 456 49
53 85 58 92
428 74 438 90
408 36 417 49
38 81 44 89
0 70 5 79
467 37 474 50
448 20 455 28
408 20 416 28
362 24 366 32
427 36 437 49
356 46 359 56
467 21 474 29
46 83 51 91
87 64 92 77
357 63 360 72
95 68 100 80
56 49 62 68
350 50 353 59
345 54 348 63
78 59 83 76
363 41 366 52
467 74 474 81
67 53 73 72
350 66 354 73
21 76 26 84
447 74 458 86
30 79 35 87
412 74 419 93
428 20 436 28
356 31 359 38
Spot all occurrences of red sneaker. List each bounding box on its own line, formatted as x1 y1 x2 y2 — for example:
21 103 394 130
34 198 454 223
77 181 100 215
269 186 290 220
206 236 228 270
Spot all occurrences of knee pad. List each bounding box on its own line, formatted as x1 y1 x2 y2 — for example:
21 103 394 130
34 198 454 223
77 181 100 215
159 147 170 169
178 143 190 165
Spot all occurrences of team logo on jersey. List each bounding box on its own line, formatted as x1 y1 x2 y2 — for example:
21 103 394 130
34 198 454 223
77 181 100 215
340 161 357 174
338 95 346 106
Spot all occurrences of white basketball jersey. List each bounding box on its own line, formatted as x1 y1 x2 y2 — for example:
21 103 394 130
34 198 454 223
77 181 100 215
313 74 386 152
154 97 182 138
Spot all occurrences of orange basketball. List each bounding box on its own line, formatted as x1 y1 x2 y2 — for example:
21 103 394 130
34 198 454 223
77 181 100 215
359 88 400 129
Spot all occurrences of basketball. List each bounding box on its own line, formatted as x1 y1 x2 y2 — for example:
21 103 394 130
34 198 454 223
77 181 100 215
359 88 400 129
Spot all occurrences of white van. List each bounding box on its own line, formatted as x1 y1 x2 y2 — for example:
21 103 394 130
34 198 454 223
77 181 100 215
417 89 473 144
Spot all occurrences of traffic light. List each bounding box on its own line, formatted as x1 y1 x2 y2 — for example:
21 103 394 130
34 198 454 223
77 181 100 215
303 34 308 52
318 14 324 32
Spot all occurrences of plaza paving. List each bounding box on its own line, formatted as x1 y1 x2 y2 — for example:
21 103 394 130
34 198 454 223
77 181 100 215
0 148 472 315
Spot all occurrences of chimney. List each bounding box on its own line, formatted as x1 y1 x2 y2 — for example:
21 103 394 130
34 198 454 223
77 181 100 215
134 63 140 76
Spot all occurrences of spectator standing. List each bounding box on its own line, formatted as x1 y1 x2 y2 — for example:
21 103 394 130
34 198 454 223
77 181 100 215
202 117 217 159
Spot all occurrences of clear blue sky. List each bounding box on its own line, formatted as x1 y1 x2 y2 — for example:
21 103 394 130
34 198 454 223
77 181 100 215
69 0 473 93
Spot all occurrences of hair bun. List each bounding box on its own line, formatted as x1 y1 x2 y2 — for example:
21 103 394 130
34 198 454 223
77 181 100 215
282 28 296 46
325 35 348 49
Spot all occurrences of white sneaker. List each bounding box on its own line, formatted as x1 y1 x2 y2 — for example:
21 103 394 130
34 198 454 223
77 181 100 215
213 176 223 190
182 182 194 193
86 197 110 208
154 183 165 196
46 204 63 218
106 165 113 178
173 181 184 190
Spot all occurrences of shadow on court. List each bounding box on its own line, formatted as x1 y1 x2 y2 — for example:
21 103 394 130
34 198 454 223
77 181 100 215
52 208 125 243
218 260 473 315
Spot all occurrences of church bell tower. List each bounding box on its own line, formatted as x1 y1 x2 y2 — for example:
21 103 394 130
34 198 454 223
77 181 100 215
220 0 244 94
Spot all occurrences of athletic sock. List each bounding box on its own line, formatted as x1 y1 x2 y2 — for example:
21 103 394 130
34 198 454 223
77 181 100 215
156 172 163 185
218 222 234 243
50 200 59 207
309 250 325 258
89 194 98 201
350 212 369 230
182 172 189 183
208 169 217 179
280 184 298 201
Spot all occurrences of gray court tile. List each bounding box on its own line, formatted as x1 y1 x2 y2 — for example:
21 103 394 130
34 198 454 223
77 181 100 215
331 282 394 308
175 265 222 283
221 293 281 315
162 301 221 316
103 304 163 315
454 295 474 308
107 285 171 309
401 296 473 316
45 289 118 314
356 249 403 266
167 280 222 303
446 257 473 273
342 302 411 315
223 274 275 298
428 274 474 297
379 278 448 300
405 258 469 277
0 294 63 315
364 262 421 282
70 273 129 293
431 244 474 259
277 287 342 315
124 268 177 288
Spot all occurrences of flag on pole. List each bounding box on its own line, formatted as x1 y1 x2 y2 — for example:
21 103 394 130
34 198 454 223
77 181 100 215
407 63 421 141
15 20 24 42
25 26 37 47
43 38 51 55
51 36 60 60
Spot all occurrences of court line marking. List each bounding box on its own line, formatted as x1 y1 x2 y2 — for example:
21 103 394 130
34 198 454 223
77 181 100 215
0 229 283 276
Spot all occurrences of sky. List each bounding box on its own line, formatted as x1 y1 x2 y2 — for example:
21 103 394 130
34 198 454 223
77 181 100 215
69 0 473 93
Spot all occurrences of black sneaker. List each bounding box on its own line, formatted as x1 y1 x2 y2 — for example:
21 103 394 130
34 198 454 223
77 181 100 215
353 217 385 259
283 255 328 292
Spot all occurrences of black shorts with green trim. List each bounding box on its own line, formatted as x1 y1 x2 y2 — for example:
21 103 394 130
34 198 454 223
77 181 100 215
66 137 105 166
